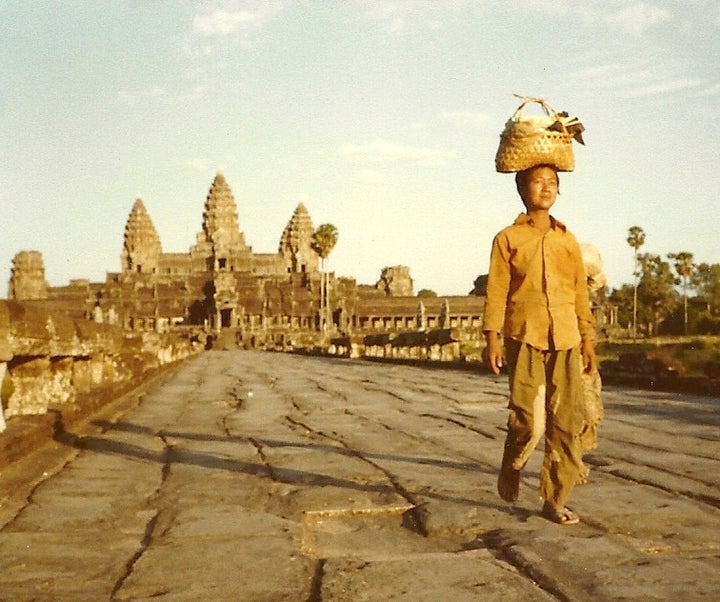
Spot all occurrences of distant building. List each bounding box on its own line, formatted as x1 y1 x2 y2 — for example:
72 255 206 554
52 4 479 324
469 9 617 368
8 172 485 348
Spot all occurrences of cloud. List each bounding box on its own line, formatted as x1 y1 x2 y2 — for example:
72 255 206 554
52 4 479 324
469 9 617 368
192 1 283 42
603 2 671 37
514 0 671 37
439 111 490 129
193 5 266 36
340 139 454 165
357 0 472 35
697 81 720 97
621 76 706 98
573 59 705 98
193 10 260 35
574 62 659 90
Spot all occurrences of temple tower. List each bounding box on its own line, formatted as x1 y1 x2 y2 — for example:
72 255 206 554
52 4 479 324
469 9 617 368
189 171 253 330
376 265 414 296
279 203 319 276
8 250 49 300
122 198 162 275
192 171 251 272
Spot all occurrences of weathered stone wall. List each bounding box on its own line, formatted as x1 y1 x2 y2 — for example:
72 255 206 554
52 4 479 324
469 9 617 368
0 300 203 430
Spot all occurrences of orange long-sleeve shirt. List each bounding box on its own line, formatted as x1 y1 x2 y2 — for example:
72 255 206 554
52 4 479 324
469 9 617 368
482 213 595 351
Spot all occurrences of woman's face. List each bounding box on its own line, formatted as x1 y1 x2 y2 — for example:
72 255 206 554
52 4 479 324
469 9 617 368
520 166 558 212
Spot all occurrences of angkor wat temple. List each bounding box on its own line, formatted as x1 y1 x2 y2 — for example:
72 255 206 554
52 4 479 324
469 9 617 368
8 172 484 349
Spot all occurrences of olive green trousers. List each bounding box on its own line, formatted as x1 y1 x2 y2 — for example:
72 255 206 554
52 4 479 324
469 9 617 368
502 339 584 508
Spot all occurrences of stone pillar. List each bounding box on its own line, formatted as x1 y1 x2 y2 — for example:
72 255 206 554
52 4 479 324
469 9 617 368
0 363 6 432
0 301 11 431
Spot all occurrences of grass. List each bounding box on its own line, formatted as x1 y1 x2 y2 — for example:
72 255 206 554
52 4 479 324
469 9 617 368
598 336 720 377
462 335 720 378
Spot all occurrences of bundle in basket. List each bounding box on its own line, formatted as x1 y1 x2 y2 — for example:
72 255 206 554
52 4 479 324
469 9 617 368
495 96 585 173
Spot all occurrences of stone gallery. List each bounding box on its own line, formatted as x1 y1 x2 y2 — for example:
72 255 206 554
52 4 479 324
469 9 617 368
8 172 485 350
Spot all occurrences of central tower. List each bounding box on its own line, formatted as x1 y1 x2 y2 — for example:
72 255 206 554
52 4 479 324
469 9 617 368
191 170 252 272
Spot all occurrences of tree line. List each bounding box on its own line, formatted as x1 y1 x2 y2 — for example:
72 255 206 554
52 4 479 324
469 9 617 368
309 221 720 339
606 226 720 337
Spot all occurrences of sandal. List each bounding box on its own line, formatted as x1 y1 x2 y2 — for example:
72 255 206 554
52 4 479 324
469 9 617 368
542 502 580 525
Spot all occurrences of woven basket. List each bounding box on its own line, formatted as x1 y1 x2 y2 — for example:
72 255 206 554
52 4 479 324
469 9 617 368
495 98 575 173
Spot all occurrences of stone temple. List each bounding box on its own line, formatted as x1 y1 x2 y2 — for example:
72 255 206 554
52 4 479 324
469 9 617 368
7 172 485 349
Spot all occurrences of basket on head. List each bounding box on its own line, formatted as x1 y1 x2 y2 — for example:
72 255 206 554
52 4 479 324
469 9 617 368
495 97 580 173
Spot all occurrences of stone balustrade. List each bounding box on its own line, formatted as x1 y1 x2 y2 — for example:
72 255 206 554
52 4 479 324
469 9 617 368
327 328 470 363
0 300 203 431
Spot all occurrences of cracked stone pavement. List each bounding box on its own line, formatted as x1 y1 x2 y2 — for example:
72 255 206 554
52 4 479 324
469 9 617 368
1 351 719 601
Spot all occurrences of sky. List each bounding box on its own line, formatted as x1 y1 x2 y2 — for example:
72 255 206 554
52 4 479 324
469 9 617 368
2 0 719 297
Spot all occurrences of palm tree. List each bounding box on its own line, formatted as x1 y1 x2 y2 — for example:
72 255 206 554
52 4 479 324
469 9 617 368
312 223 338 337
626 226 646 339
668 251 694 335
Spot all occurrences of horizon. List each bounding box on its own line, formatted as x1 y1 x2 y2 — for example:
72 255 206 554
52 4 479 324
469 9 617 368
2 1 718 296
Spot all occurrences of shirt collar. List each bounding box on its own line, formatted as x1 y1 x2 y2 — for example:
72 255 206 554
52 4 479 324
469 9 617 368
513 213 567 232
